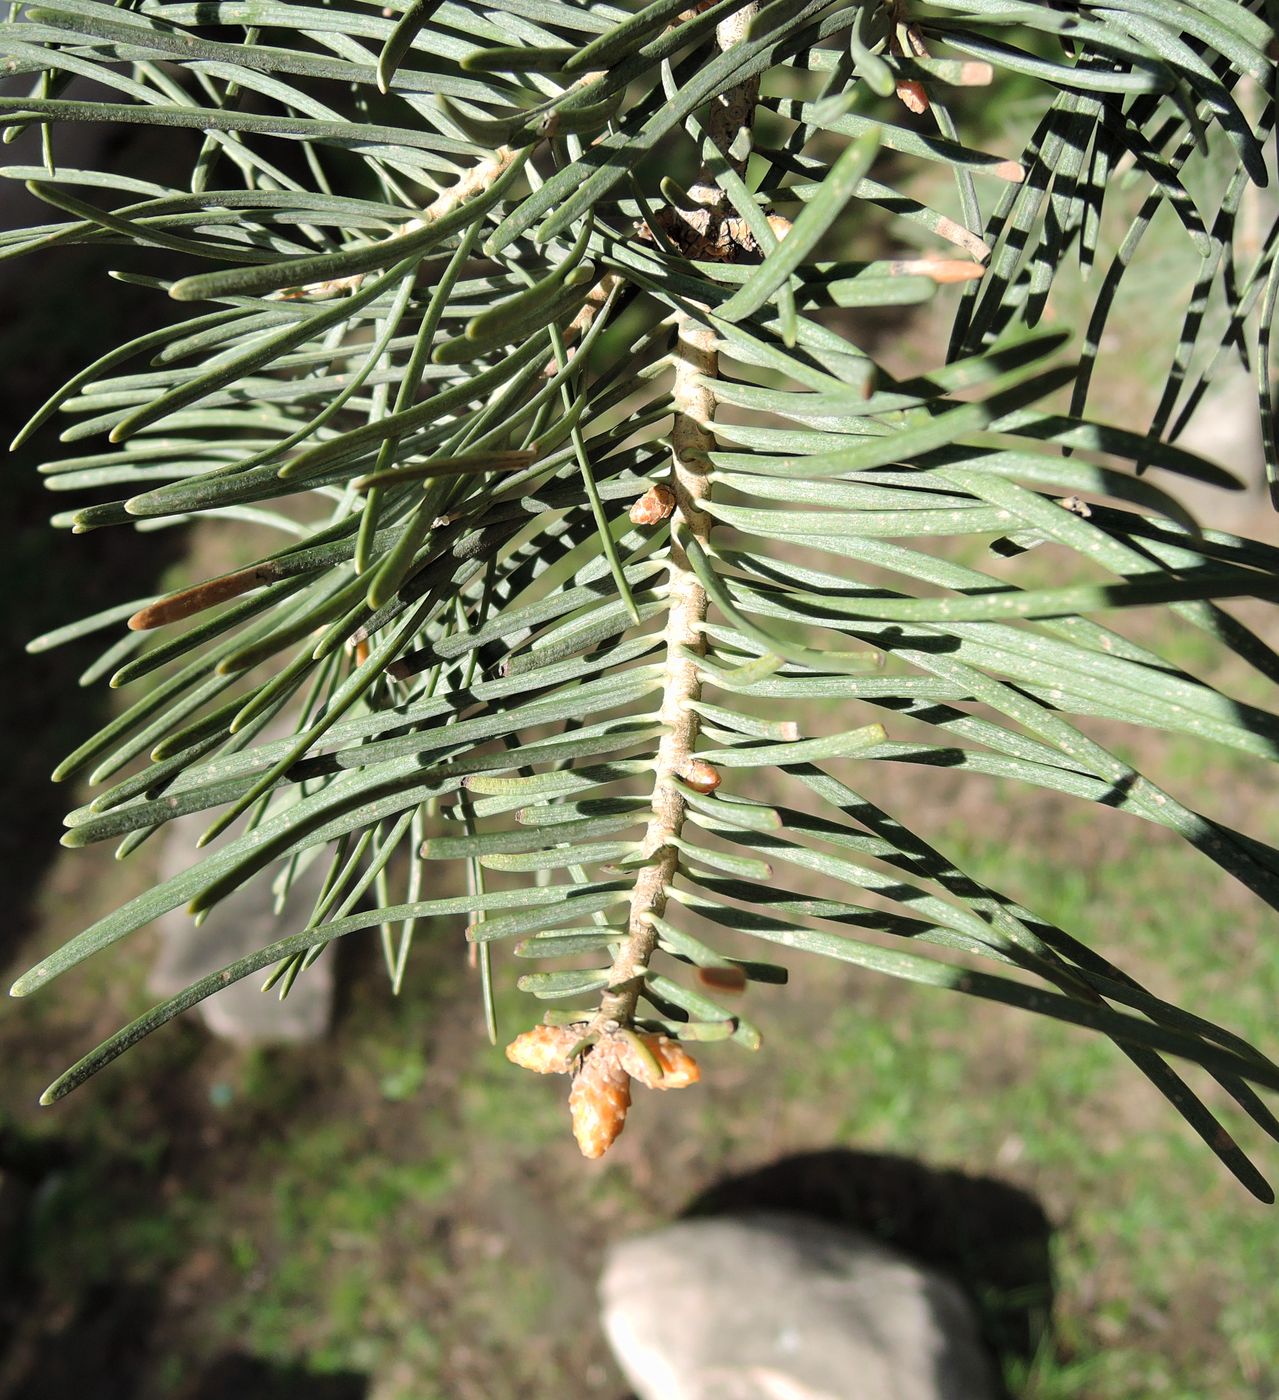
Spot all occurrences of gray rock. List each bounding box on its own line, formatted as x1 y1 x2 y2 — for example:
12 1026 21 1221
600 1212 998 1400
148 808 334 1045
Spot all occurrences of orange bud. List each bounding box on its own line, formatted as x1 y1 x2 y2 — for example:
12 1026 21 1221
569 1048 632 1158
765 213 793 242
617 1032 700 1089
629 482 676 526
682 759 721 794
895 78 929 114
505 1024 577 1075
643 1034 701 1090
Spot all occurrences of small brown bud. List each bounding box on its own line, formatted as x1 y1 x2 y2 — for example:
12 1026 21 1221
629 482 676 526
765 213 793 242
682 759 721 794
895 78 929 114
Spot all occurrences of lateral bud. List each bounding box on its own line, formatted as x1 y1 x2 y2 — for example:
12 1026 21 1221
681 758 722 794
629 482 676 526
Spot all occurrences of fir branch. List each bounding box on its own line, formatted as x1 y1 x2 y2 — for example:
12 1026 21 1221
7 0 1279 1193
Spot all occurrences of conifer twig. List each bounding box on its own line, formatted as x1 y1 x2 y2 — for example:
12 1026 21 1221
587 5 759 1045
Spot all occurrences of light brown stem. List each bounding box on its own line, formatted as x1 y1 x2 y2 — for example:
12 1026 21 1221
280 146 519 299
591 320 717 1032
590 7 757 1036
692 7 760 193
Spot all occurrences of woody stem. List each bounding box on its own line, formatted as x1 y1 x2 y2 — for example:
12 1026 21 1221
590 6 758 1035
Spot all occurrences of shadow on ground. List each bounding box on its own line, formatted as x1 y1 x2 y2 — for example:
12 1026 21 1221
3 1287 367 1400
683 1148 1056 1394
177 1354 368 1400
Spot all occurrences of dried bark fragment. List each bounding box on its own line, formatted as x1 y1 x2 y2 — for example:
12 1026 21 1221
638 206 792 263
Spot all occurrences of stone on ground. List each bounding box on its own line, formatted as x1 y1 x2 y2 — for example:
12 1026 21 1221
600 1212 997 1400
